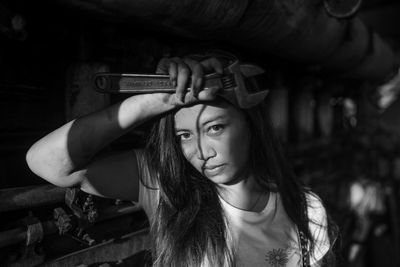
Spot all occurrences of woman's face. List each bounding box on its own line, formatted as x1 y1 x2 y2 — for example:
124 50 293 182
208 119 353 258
174 102 251 185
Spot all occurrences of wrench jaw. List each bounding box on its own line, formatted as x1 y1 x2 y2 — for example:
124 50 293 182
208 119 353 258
224 61 269 109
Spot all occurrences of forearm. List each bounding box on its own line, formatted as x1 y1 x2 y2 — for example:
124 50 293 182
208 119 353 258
26 93 177 186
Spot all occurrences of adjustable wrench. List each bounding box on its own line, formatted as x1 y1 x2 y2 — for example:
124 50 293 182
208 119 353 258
93 60 269 109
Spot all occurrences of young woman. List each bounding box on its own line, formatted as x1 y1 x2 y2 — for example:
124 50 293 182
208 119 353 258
26 55 336 267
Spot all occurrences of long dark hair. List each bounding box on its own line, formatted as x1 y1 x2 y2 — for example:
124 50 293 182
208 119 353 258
146 99 336 266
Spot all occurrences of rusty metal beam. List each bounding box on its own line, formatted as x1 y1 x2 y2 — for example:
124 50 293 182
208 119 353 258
53 0 397 81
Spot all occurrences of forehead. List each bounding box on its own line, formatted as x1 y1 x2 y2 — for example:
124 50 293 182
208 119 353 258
174 102 244 129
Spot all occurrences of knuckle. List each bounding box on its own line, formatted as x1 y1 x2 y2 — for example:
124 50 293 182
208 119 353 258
170 57 181 63
156 58 169 73
183 56 194 63
209 57 219 65
192 63 202 73
158 57 169 64
168 60 176 67
184 57 202 71
179 67 190 75
169 66 177 76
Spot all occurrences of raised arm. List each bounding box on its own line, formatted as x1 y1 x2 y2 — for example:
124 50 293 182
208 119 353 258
26 56 223 201
26 94 179 200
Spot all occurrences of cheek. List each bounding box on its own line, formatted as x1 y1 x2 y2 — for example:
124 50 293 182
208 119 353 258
181 144 194 161
180 143 200 168
227 128 251 165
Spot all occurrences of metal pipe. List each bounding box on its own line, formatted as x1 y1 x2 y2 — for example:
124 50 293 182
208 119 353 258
0 203 142 248
0 227 26 248
0 221 57 248
54 0 396 81
0 185 66 212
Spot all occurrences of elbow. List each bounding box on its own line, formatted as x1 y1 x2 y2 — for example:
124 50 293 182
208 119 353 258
26 145 41 177
25 145 79 188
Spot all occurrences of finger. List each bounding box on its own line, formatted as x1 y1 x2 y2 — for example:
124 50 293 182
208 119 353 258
155 57 170 74
200 57 224 74
183 57 203 98
156 58 178 87
168 61 178 88
197 85 219 101
173 57 190 103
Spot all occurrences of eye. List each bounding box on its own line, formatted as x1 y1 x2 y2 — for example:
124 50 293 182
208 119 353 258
208 124 224 135
177 132 192 141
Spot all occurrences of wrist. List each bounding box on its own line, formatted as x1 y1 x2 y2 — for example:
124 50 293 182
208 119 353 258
117 93 178 129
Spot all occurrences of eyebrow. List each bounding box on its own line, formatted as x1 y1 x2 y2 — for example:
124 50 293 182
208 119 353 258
201 115 227 126
175 115 228 132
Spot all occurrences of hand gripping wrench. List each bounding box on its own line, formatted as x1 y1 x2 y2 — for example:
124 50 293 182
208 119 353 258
93 60 269 109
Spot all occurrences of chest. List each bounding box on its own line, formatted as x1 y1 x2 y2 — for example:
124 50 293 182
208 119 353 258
228 216 302 267
222 193 305 267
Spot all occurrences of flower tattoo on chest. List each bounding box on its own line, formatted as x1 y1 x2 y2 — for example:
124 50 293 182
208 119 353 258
265 248 289 267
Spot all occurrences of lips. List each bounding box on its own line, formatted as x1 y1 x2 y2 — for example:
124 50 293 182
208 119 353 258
203 164 226 176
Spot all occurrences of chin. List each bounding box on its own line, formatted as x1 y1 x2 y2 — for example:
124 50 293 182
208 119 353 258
207 175 231 185
206 172 241 185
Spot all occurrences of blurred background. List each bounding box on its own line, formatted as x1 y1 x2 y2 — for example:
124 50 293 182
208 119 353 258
1 0 400 266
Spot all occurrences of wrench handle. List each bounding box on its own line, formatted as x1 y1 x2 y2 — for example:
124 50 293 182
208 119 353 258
94 73 175 94
94 73 225 94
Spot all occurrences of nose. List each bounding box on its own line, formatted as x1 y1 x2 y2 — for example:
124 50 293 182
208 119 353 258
196 137 216 160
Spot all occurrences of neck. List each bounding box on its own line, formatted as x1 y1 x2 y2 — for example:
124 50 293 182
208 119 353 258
217 174 268 212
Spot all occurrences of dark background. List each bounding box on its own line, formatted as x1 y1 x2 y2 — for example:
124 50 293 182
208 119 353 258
1 0 400 266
